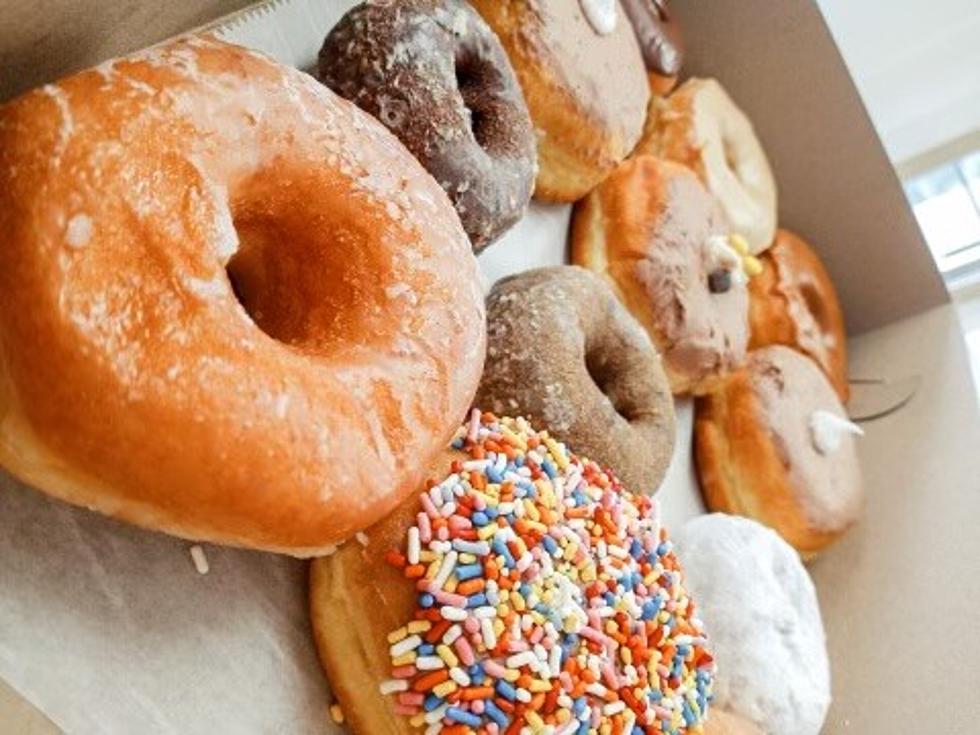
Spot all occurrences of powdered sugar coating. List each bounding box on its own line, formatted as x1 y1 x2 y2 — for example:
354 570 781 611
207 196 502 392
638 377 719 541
318 0 536 253
673 514 831 735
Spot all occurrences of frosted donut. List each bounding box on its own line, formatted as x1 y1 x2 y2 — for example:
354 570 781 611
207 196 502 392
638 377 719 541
673 514 831 735
572 155 752 396
470 0 650 202
749 229 849 401
637 78 777 254
317 0 536 253
621 0 685 95
0 38 486 555
476 266 676 495
694 346 863 557
311 412 715 734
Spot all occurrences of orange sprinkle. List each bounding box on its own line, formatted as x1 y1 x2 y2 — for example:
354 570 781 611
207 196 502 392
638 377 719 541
404 564 425 579
412 669 449 692
459 686 494 701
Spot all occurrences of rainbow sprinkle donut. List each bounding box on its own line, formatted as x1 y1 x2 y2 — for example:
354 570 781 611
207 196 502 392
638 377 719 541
374 411 714 734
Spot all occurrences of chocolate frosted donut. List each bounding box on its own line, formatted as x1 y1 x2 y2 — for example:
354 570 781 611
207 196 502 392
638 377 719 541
621 0 685 93
318 0 536 253
477 266 676 495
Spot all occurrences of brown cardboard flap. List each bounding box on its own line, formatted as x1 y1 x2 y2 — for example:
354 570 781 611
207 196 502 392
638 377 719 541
674 0 949 334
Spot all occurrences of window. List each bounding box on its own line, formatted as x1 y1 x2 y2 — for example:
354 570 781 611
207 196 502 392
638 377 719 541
903 150 980 277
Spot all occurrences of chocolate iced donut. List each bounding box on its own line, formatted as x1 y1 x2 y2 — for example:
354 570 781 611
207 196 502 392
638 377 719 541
476 266 676 495
621 0 685 94
317 0 536 253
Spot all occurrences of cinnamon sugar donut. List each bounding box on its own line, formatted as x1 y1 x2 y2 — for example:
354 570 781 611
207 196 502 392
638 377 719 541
476 267 675 495
470 0 650 202
695 346 864 557
572 155 753 395
749 229 849 401
638 78 777 254
0 37 485 555
318 0 536 253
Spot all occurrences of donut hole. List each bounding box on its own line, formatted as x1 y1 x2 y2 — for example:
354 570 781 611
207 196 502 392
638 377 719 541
224 172 397 354
585 350 634 422
454 51 494 151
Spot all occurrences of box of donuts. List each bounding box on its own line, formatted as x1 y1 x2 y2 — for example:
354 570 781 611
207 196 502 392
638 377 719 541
2 0 977 733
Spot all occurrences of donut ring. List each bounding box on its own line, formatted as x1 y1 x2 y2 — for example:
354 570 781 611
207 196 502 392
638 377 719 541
638 78 777 254
0 38 486 555
311 413 714 734
470 0 650 202
749 229 849 401
476 266 676 495
694 346 863 557
572 156 750 396
621 0 685 95
318 0 536 253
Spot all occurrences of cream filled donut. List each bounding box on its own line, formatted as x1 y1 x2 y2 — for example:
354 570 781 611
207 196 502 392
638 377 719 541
0 37 486 555
694 346 863 556
638 78 777 254
311 412 716 734
572 155 755 395
470 0 650 202
476 266 676 495
673 514 831 735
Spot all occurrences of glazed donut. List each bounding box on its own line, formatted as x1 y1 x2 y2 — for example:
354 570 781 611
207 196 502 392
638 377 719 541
311 412 715 734
637 78 777 254
694 346 863 557
749 229 849 401
317 0 536 253
572 155 753 395
621 0 685 95
476 266 675 495
673 514 831 735
0 37 486 555
469 0 650 202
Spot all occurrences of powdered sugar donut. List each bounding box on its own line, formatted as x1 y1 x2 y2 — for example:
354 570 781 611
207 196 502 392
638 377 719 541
673 514 831 735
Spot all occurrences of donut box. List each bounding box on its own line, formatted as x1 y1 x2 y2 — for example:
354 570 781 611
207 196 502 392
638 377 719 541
0 0 977 733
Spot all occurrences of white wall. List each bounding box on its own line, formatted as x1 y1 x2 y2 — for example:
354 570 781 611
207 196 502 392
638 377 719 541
815 0 980 165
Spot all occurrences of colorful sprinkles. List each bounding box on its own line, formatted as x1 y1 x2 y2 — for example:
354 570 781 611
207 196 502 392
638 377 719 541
380 411 714 734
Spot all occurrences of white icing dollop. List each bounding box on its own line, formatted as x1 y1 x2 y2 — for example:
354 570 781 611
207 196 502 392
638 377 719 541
580 0 618 35
65 214 93 249
673 514 831 735
705 234 747 285
809 409 863 455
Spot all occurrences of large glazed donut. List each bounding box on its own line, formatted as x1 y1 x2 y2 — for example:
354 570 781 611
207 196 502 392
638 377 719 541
749 229 849 401
572 155 753 396
638 78 777 254
317 0 536 253
695 346 863 557
0 37 485 555
673 514 831 735
311 412 715 734
476 266 675 495
470 0 650 202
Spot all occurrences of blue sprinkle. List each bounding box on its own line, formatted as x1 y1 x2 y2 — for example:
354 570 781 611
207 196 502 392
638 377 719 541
492 537 515 567
451 437 464 449
621 574 634 591
541 460 557 478
469 663 485 685
486 466 504 483
484 699 508 727
484 507 499 520
514 455 524 467
423 694 443 711
657 541 671 556
419 593 435 608
542 536 559 555
446 707 481 727
471 511 489 527
486 587 499 605
577 720 590 735
466 592 487 608
456 563 482 581
630 540 643 559
573 696 588 716
418 643 435 655
496 680 517 701
682 702 696 726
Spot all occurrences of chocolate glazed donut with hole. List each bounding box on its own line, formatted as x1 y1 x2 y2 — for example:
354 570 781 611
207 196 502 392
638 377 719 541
620 0 685 95
317 0 536 253
476 266 675 495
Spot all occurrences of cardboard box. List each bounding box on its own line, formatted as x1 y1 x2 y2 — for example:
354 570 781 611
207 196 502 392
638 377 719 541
1 1 977 733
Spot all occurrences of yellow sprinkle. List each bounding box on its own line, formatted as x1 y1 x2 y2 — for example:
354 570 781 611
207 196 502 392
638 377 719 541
500 425 528 450
526 710 545 730
563 543 578 561
437 644 459 667
621 647 633 665
387 626 408 644
529 679 551 693
478 524 498 540
497 604 511 618
557 709 572 724
459 552 477 564
445 577 458 593
329 703 345 724
419 550 437 563
391 652 417 667
407 620 431 634
743 255 763 277
543 437 569 469
410 714 426 728
599 723 612 735
605 620 618 635
493 618 505 637
729 233 750 255
563 616 579 634
503 668 520 682
425 561 440 581
524 500 540 522
580 566 596 583
432 680 457 698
